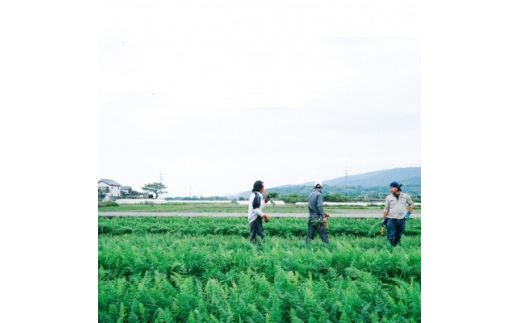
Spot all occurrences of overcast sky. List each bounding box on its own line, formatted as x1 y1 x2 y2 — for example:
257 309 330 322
98 0 421 197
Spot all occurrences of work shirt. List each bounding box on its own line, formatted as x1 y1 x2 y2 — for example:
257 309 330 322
308 189 325 221
384 192 414 219
248 191 267 223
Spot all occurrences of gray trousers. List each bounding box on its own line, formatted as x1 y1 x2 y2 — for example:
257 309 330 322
249 216 265 243
306 222 329 244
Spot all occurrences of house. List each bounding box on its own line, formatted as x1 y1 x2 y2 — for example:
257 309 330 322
98 179 121 199
120 186 146 198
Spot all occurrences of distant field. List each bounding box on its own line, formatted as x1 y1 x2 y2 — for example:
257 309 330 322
98 202 421 214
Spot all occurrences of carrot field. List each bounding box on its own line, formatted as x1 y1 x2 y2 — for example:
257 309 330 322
98 217 421 322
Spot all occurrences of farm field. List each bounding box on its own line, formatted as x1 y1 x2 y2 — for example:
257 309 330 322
99 217 421 322
98 202 421 215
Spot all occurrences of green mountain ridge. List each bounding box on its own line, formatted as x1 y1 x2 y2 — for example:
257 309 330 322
233 167 421 198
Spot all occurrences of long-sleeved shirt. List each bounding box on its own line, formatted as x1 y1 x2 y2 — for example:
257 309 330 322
308 189 325 221
384 192 414 219
248 191 267 223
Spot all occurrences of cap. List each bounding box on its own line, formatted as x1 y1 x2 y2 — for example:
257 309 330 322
389 181 402 190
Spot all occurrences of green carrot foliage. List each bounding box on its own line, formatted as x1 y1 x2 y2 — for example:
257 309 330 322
99 217 421 322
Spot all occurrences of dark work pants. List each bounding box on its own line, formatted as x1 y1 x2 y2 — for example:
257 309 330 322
249 216 265 243
306 222 329 244
386 218 406 246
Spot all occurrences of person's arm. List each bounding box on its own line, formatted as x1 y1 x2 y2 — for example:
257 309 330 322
406 194 414 215
381 199 390 224
253 208 264 217
405 195 414 219
317 193 325 219
262 188 270 202
258 188 269 211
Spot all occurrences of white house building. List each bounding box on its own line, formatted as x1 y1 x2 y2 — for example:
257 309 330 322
98 179 121 199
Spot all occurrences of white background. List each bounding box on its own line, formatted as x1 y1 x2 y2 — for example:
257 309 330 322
1 0 519 322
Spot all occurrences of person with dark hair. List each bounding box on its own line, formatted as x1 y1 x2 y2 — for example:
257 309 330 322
306 181 329 245
247 180 270 244
382 181 415 247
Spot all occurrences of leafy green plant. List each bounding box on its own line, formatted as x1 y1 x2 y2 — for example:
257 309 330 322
98 217 421 322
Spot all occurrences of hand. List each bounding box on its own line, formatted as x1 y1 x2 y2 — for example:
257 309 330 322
405 212 411 219
323 218 327 223
263 215 270 223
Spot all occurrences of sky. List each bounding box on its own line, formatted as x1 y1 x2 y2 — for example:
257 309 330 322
98 0 421 197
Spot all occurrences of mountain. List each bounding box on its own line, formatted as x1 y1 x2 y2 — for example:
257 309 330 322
323 167 421 187
232 167 421 198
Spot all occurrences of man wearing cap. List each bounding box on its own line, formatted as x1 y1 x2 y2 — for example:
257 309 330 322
382 181 414 247
306 181 329 245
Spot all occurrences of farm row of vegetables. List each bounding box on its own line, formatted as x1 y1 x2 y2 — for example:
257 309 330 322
98 217 421 238
99 217 421 322
98 202 421 213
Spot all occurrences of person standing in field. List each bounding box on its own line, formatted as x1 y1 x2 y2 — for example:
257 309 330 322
248 180 270 244
382 181 415 247
306 181 329 245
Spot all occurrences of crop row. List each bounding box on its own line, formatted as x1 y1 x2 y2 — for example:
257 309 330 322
98 217 421 238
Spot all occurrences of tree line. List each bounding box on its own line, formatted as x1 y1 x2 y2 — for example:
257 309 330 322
123 182 421 203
